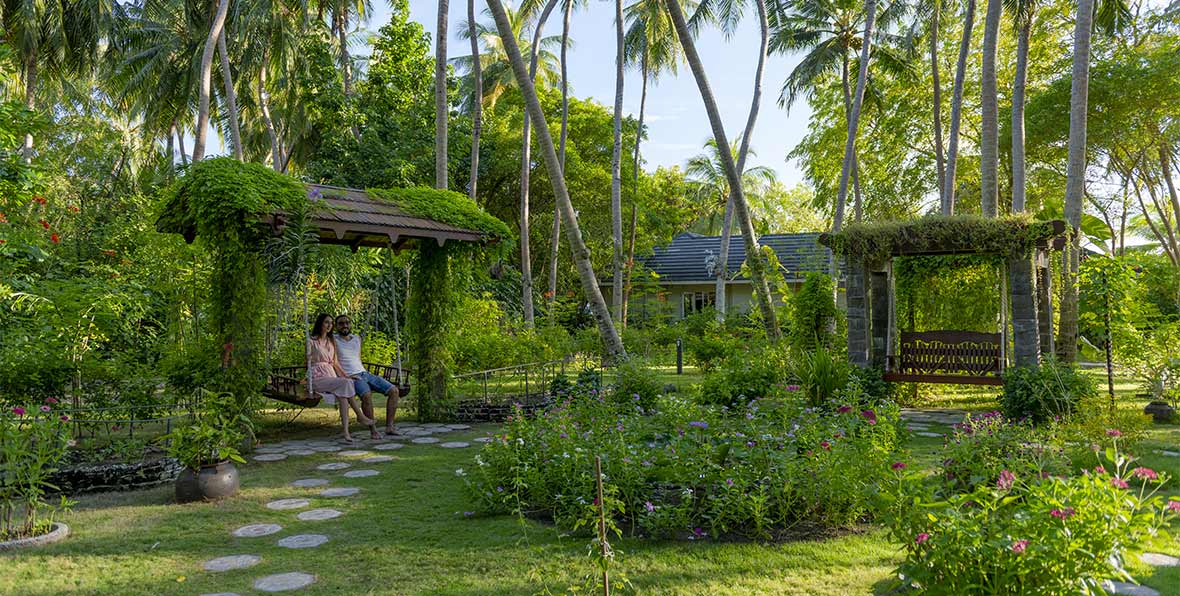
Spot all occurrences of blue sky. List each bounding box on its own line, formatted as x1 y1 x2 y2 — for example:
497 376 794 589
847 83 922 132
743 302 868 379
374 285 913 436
384 0 811 186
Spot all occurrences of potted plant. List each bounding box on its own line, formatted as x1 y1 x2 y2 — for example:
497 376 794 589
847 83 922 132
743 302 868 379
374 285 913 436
167 391 252 503
1 400 75 550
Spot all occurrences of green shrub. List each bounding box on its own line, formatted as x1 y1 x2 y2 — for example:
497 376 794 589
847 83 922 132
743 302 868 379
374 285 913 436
939 412 1069 494
1 399 72 540
847 366 895 406
699 346 790 409
1057 398 1153 456
789 348 850 409
164 390 253 470
611 360 663 412
1000 359 1094 423
789 273 839 351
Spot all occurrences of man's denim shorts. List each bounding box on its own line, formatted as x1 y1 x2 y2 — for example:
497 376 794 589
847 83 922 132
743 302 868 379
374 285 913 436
351 370 395 396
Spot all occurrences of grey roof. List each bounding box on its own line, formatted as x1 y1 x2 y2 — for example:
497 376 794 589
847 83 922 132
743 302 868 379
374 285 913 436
641 232 833 283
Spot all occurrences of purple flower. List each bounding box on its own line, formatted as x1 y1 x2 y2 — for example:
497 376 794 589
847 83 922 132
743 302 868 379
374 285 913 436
1011 540 1029 554
1050 507 1075 520
837 405 852 414
59 415 70 422
997 469 1016 490
915 532 930 545
39 405 51 413
645 501 655 513
725 478 734 487
1167 501 1180 513
785 384 801 391
891 462 907 470
689 527 707 540
11 406 25 416
860 409 877 425
688 421 709 429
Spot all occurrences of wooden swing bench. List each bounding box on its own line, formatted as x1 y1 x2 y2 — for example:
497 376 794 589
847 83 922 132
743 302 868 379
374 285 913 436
883 330 1004 386
263 363 412 408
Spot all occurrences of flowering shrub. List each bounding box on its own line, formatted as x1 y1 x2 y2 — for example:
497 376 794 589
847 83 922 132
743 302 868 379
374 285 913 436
940 412 1069 494
1 400 73 540
882 438 1180 594
698 344 790 409
1000 358 1094 423
461 387 903 540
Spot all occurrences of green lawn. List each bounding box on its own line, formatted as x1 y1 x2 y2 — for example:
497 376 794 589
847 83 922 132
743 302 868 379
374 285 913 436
3 388 1179 595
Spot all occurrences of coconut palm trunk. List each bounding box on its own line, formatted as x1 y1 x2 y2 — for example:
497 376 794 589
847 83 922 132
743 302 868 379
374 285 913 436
839 54 864 222
980 0 1001 217
942 0 976 214
22 54 36 161
1056 0 1094 363
217 31 244 161
610 0 626 324
546 0 573 312
930 0 945 197
664 0 781 341
258 58 283 171
834 0 876 232
435 0 450 190
715 195 734 319
1011 11 1031 212
1007 6 1038 366
468 0 483 200
192 0 232 162
486 0 627 360
622 50 649 326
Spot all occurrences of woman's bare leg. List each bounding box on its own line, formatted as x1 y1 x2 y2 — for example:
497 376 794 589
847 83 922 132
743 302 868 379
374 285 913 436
345 397 374 427
337 400 353 442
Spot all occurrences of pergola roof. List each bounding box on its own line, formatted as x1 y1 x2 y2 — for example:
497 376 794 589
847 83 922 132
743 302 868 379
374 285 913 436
294 184 488 249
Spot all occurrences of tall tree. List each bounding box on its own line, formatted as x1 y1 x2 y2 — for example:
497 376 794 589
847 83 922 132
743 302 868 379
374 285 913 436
929 0 946 197
192 0 232 162
979 0 1002 217
548 0 584 312
468 0 483 199
217 30 244 160
941 0 976 214
833 0 876 233
611 0 626 324
1008 0 1033 212
664 0 781 340
436 0 450 190
485 0 627 360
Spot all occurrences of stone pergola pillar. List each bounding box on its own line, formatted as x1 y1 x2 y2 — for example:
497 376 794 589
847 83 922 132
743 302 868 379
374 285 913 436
1035 250 1055 357
846 257 870 368
1009 252 1041 367
869 263 891 368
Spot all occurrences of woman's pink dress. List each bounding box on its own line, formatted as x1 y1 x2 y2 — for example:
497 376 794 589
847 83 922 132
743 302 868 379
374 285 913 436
308 337 356 404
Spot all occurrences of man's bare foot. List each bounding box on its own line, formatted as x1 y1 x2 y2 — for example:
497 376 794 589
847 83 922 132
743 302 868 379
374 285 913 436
385 427 402 437
356 414 374 427
369 427 383 440
341 434 356 444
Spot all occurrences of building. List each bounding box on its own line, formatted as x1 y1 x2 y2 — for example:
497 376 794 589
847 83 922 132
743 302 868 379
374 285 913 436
609 232 834 321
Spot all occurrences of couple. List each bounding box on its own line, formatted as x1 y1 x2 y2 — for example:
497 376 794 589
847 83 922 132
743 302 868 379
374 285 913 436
308 313 401 443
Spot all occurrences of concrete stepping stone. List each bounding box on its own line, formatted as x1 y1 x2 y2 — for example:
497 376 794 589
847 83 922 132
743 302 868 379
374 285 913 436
200 593 242 596
297 508 343 521
254 572 316 592
320 487 360 497
445 424 472 430
361 455 395 463
473 437 494 443
1140 553 1180 567
290 478 330 488
286 449 317 456
314 445 343 453
266 498 311 511
342 469 379 478
203 554 261 572
254 453 288 462
411 437 441 444
277 534 329 549
1101 580 1160 596
439 441 471 449
421 423 450 429
916 432 943 438
316 462 351 471
373 442 406 450
1155 450 1180 457
232 523 283 538
337 450 372 457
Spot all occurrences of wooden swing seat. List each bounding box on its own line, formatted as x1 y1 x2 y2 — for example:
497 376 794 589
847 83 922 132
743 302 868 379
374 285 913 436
883 330 1004 386
263 363 412 408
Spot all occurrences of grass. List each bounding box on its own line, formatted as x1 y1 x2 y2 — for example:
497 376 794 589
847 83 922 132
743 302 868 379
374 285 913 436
3 382 1180 595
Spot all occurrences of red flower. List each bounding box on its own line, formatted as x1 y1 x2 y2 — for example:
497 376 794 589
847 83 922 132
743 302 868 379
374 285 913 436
40 219 49 229
1111 477 1129 489
101 249 116 257
33 196 47 205
1132 467 1158 481
51 233 59 244
1167 501 1180 513
891 462 907 470
1050 507 1075 520
1106 429 1122 437
820 441 831 450
860 409 878 425
45 397 58 404
1011 540 1029 554
11 406 25 416
915 532 930 545
68 205 80 213
837 405 852 414
0 212 7 223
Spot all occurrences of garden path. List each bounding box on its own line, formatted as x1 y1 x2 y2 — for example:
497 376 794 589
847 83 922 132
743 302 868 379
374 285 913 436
198 421 476 595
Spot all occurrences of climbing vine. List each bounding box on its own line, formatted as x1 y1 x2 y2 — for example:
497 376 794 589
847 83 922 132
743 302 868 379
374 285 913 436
824 214 1061 263
368 187 512 239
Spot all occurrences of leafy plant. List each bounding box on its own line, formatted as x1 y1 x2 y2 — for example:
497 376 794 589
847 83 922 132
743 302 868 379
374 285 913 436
789 272 839 351
610 359 663 412
939 412 1069 494
699 345 790 409
1000 359 1094 423
790 348 850 409
164 391 252 470
1 399 73 540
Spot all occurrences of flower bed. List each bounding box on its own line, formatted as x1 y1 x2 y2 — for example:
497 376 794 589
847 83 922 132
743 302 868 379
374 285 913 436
460 387 904 540
1 401 73 542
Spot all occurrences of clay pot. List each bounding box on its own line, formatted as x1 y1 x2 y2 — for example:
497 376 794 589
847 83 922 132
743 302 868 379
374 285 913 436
175 461 240 503
1144 401 1176 424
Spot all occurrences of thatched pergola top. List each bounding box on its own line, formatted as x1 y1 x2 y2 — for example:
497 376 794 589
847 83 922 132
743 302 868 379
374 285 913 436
818 216 1068 260
294 184 488 249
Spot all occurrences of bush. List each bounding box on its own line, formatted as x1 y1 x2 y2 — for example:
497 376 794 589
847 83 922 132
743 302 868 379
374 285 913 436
164 391 253 470
789 272 839 351
789 348 850 409
1000 359 1094 423
699 345 790 409
939 412 1069 494
611 360 663 412
847 366 896 406
1 399 72 540
1057 398 1153 455
882 440 1180 594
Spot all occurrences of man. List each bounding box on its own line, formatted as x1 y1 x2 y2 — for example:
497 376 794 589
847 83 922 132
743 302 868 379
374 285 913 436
334 315 401 437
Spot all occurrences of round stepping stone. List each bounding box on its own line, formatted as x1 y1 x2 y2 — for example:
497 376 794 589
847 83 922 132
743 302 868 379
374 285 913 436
201 593 242 596
203 554 261 572
297 508 343 521
439 441 471 449
254 453 288 462
232 523 283 538
445 423 472 429
286 449 317 456
342 469 379 478
320 487 361 497
337 450 372 457
254 572 316 592
315 445 343 453
1140 553 1180 567
1101 580 1160 596
266 498 310 511
473 437 494 443
316 462 351 471
255 445 286 453
290 478 330 488
422 423 449 428
915 432 943 438
1155 450 1180 457
361 455 395 463
411 437 441 444
373 442 405 450
277 534 329 549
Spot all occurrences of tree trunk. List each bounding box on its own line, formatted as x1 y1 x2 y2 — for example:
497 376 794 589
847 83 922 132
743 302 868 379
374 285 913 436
611 0 626 324
664 0 780 341
979 0 1001 217
192 0 232 163
834 0 876 232
259 59 283 171
547 0 573 310
486 0 626 360
435 0 450 189
468 0 483 200
218 29 244 161
839 54 864 224
22 54 36 162
337 7 361 142
1159 144 1180 233
177 125 189 166
930 0 945 198
622 54 649 327
1057 0 1095 364
166 123 176 175
716 195 734 320
1011 13 1031 212
942 0 976 214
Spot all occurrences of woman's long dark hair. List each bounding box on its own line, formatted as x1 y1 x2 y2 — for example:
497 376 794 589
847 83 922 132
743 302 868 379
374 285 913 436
311 313 333 339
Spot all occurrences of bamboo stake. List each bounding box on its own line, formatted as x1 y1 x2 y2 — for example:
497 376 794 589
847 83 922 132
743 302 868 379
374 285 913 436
595 456 610 596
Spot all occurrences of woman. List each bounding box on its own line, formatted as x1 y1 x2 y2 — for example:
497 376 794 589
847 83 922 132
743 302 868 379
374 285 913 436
308 313 379 442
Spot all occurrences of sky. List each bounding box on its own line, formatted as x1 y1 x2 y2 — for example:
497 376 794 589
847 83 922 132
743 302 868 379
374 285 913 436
385 0 812 186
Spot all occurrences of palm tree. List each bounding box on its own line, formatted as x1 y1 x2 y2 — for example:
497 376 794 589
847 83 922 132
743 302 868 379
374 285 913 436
468 0 483 199
927 0 946 197
833 0 875 239
1007 0 1034 212
941 0 976 214
979 0 1002 217
313 0 373 140
436 0 450 190
663 0 780 340
2 0 110 159
453 8 562 110
192 0 232 162
611 0 626 324
218 26 244 160
485 0 627 360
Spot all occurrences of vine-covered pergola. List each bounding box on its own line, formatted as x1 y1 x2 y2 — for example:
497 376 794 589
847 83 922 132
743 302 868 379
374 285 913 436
820 216 1068 384
157 159 509 420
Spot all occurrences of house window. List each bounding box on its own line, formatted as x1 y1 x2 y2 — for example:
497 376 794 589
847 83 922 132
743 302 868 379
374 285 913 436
682 291 716 315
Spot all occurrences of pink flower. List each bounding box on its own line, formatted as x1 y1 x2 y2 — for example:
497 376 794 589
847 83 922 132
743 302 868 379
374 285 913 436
837 405 852 414
1011 540 1029 554
1093 465 1107 475
1106 429 1122 438
59 415 70 422
1132 467 1159 481
40 404 51 412
820 441 831 450
1050 507 1075 520
11 406 25 416
785 385 801 391
891 462 908 470
45 397 58 404
861 409 878 425
997 469 1016 490
1111 477 1129 489
1167 501 1180 513
915 533 930 545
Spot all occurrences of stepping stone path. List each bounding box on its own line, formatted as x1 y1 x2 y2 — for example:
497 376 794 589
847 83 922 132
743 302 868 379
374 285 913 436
266 498 310 511
1155 450 1180 457
1140 553 1180 567
412 437 441 444
320 487 361 497
254 572 316 592
203 554 261 572
361 455 395 463
316 462 351 471
374 443 406 451
337 450 372 457
277 534 329 549
287 449 317 456
439 442 471 449
290 478 330 488
297 508 343 521
315 445 343 453
232 524 283 538
254 453 288 462
342 469 379 478
915 432 943 438
445 424 471 430
473 437 494 443
1101 581 1160 596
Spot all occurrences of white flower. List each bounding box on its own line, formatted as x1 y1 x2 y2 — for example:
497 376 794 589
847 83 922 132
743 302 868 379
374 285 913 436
455 468 466 477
